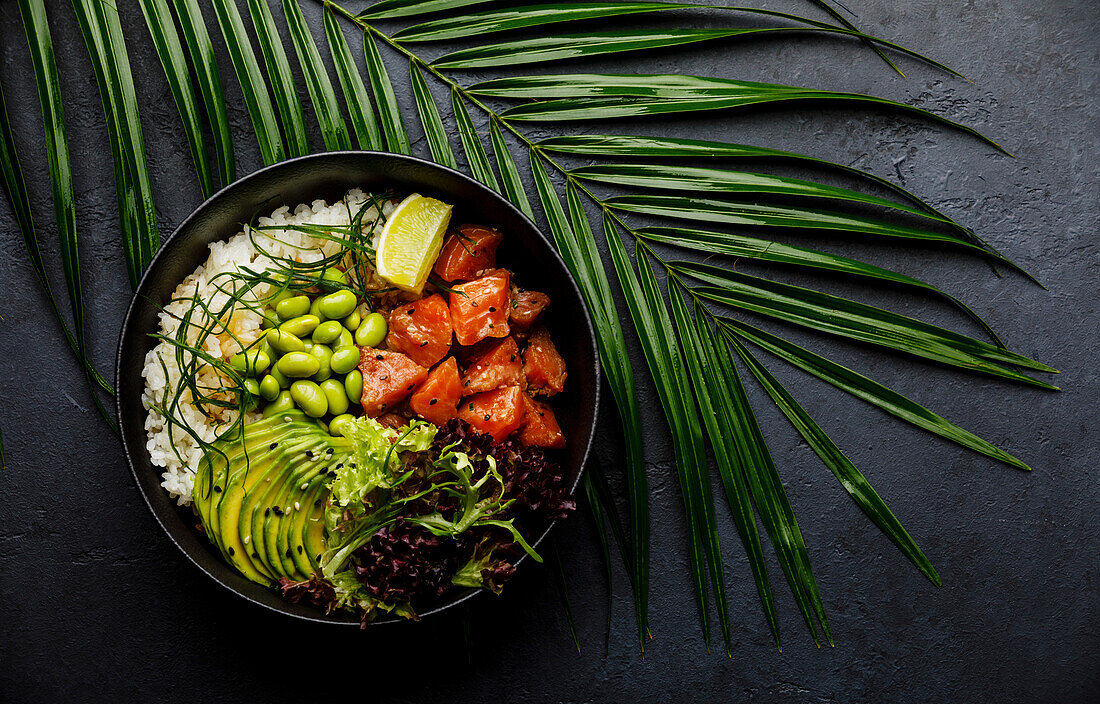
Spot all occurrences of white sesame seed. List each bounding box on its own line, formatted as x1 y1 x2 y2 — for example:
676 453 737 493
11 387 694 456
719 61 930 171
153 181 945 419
294 501 300 511
243 535 250 545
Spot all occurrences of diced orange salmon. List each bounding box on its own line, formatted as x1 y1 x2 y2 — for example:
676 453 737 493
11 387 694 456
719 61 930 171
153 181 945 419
385 293 452 368
457 385 524 441
523 326 567 396
449 269 510 346
461 337 524 396
510 289 550 330
409 357 463 426
359 348 428 417
519 394 566 449
433 225 503 283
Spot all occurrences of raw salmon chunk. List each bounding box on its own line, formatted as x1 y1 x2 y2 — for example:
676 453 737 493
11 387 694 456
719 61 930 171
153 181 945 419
385 293 453 368
519 394 566 449
449 269 510 346
461 337 524 396
359 348 428 416
510 289 550 330
409 357 463 426
433 225 503 283
457 385 524 441
523 326 567 396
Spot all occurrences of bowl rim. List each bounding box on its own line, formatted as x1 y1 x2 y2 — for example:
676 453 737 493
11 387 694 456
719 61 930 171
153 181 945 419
115 150 600 626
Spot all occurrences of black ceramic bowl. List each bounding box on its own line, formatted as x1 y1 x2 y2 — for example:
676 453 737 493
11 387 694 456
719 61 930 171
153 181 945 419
116 152 600 625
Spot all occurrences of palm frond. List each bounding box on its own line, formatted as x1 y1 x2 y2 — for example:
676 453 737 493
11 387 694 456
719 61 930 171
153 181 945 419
323 4 383 151
451 88 500 190
283 0 352 151
361 28 411 153
171 0 236 186
248 0 310 157
409 59 457 168
138 0 214 197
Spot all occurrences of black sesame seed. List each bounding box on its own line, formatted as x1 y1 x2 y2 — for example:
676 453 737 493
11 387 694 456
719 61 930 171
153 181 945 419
265 508 271 517
471 301 479 307
488 323 494 328
407 309 415 315
419 341 428 347
228 547 235 556
463 380 470 387
297 545 303 554
484 414 491 421
538 411 545 417
510 354 516 362
375 354 384 360
316 554 322 562
326 447 334 455
285 549 293 558
273 506 284 516
269 442 278 450
314 498 324 507
408 383 415 390
429 398 437 405
252 552 260 559
469 403 475 411
213 485 222 493
380 403 387 410
305 450 314 459
488 306 496 312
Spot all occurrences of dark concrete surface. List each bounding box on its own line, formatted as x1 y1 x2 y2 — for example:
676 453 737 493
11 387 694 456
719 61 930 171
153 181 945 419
0 1 1096 702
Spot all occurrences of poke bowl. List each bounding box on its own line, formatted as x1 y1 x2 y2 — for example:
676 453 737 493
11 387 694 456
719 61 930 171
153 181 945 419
116 152 600 625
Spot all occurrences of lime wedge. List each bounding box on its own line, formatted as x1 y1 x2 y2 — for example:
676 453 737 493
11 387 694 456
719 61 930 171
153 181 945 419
375 193 454 295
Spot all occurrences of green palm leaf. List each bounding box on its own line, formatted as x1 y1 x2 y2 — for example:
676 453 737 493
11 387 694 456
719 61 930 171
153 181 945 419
696 310 831 645
729 336 940 585
452 88 500 190
410 60 457 168
672 261 1057 385
171 0 235 186
138 0 213 197
19 0 116 430
323 5 383 151
490 120 533 218
283 0 351 151
530 156 650 650
720 318 1031 471
474 74 1006 153
72 0 161 287
362 30 410 153
247 0 310 158
358 0 497 20
670 285 780 648
637 225 1004 346
211 0 285 164
0 74 112 393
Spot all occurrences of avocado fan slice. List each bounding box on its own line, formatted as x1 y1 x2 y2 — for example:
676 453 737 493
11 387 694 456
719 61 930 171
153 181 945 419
264 441 334 579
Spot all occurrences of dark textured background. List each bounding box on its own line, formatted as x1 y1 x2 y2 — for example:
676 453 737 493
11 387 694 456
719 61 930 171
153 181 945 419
0 1 1096 702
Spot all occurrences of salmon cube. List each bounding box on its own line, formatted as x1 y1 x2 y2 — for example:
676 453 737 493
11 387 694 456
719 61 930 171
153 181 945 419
385 294 453 368
457 385 524 442
519 394 566 449
449 269 510 346
523 326 567 396
461 337 524 396
358 348 428 417
510 289 550 330
433 225 504 283
409 357 463 426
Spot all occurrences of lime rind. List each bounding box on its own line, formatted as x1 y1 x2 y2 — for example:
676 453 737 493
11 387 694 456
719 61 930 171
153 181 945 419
376 193 453 295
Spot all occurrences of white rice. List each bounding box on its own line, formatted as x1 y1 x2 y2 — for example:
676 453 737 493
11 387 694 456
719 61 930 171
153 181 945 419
142 189 394 505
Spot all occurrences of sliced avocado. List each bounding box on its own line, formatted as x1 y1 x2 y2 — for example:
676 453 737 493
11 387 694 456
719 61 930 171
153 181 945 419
250 436 326 580
303 484 330 573
261 440 330 576
265 442 331 579
284 472 329 576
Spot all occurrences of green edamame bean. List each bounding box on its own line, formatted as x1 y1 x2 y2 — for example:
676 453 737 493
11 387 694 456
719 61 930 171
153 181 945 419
279 314 320 337
320 379 349 416
335 327 353 350
355 312 387 347
344 369 363 404
302 340 314 352
329 413 355 438
229 349 270 376
342 309 361 332
311 344 333 382
262 390 295 418
321 267 347 290
269 366 290 389
290 380 328 418
258 374 281 401
267 328 305 354
261 309 280 329
309 295 328 322
312 320 344 345
271 287 295 306
330 346 359 375
275 295 310 321
318 290 358 320
243 377 260 396
277 351 321 378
